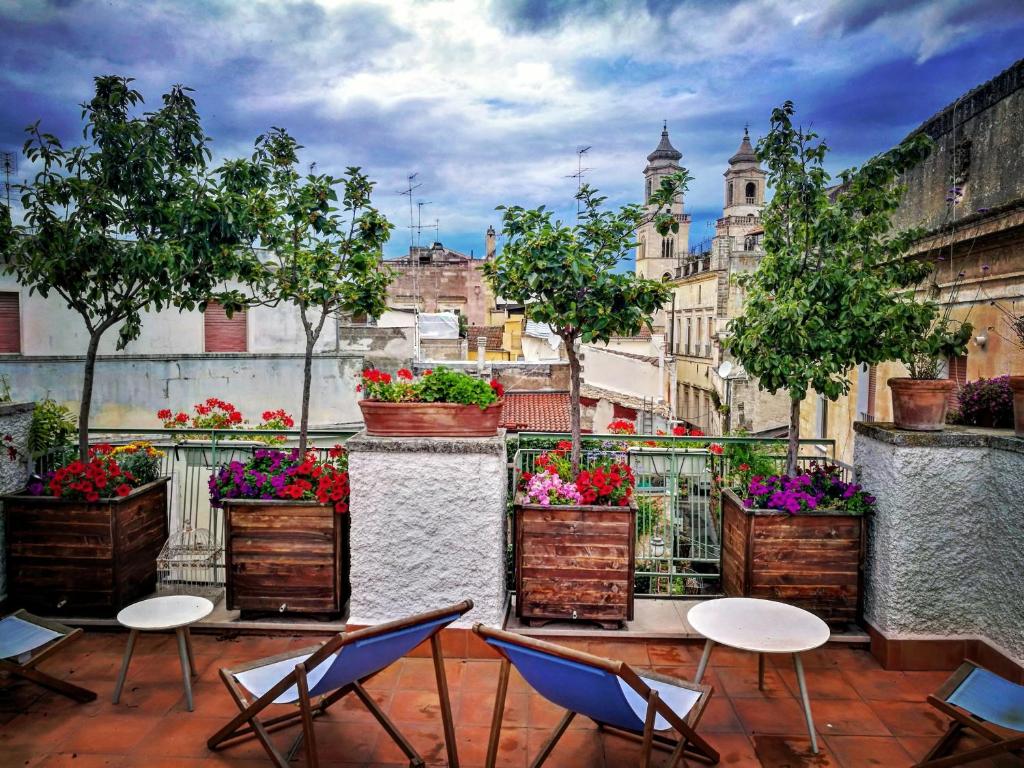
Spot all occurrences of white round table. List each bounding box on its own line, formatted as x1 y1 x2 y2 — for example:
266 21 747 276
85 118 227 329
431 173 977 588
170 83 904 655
112 595 214 711
688 597 830 753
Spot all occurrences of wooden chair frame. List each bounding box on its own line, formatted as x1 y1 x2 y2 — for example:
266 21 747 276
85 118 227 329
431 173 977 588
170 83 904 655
207 601 471 768
473 624 719 768
0 610 97 703
916 661 1024 767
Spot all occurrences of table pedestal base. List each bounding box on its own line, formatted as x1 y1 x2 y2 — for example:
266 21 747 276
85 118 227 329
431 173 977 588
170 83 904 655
113 627 198 711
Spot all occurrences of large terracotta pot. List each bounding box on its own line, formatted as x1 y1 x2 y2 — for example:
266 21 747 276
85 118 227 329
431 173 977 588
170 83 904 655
359 399 503 437
888 377 955 431
1010 376 1024 438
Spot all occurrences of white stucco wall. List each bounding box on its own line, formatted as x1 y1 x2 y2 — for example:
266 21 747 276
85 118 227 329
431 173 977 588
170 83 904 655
855 424 1024 666
0 402 33 602
346 431 507 628
581 345 664 403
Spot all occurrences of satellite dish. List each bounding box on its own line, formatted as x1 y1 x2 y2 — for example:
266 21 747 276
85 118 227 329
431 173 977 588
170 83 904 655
718 361 734 379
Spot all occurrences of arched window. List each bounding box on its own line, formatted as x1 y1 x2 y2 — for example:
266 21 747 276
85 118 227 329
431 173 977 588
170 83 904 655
727 181 734 206
646 178 652 202
745 181 756 203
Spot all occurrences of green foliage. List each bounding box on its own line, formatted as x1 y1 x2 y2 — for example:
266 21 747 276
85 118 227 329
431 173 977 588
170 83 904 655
0 375 10 403
485 173 689 469
0 76 261 460
726 101 945 470
635 494 660 537
413 368 499 408
29 399 77 456
232 128 394 451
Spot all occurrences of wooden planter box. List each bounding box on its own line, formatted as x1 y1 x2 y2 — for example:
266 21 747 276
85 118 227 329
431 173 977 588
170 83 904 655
515 497 636 629
3 478 170 618
223 500 350 617
721 488 865 624
359 399 504 437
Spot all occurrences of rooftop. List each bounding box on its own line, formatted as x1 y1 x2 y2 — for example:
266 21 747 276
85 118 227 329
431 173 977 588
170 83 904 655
500 391 574 432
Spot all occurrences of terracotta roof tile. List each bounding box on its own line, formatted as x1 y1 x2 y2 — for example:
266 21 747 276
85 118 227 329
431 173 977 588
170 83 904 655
500 392 572 432
467 325 504 350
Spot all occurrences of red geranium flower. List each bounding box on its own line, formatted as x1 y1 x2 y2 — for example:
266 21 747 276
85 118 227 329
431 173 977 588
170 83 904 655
397 368 414 380
489 379 504 398
116 484 132 497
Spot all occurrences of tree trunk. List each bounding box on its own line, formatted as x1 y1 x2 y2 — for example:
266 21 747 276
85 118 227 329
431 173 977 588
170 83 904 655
786 396 801 476
299 331 315 456
566 339 582 474
78 329 105 462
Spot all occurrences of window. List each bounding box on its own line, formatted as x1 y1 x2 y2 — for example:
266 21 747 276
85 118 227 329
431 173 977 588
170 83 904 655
0 292 20 353
685 318 691 355
645 178 652 202
204 301 248 352
815 395 829 440
727 181 734 206
745 181 756 204
638 237 646 260
947 354 968 410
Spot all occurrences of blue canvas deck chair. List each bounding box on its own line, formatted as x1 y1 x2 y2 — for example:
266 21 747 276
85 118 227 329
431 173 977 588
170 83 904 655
0 609 97 703
916 661 1024 767
208 601 473 768
473 624 719 768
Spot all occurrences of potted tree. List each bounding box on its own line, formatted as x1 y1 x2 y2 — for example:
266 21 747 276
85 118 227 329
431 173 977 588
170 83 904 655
212 129 392 615
724 102 941 621
0 77 257 616
485 175 685 627
358 367 504 436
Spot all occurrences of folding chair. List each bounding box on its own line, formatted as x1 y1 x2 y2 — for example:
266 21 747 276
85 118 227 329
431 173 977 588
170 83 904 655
0 609 97 702
916 660 1024 767
208 600 473 768
473 624 719 768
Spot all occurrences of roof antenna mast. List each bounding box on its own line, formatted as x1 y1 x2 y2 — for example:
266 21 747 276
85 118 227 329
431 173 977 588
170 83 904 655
565 145 592 221
396 172 422 250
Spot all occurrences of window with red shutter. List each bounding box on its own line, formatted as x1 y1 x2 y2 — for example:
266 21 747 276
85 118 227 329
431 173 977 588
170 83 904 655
204 301 247 352
0 292 21 353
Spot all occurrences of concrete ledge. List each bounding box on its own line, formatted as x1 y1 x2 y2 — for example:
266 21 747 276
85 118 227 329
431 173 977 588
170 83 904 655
0 402 35 417
346 428 507 455
854 421 1024 454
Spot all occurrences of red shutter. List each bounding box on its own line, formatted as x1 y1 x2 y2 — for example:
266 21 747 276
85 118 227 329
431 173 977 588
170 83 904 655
204 301 247 352
947 354 968 409
867 365 877 420
0 293 20 353
612 403 637 420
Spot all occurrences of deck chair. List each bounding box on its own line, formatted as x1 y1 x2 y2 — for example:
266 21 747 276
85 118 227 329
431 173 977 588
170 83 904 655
0 610 97 702
472 624 719 768
916 661 1024 767
208 600 473 768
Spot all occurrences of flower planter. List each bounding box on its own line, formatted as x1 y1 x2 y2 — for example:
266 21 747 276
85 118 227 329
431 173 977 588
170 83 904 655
1010 376 1024 438
888 377 956 431
514 495 636 629
3 478 170 617
359 399 504 437
223 499 349 617
720 488 864 625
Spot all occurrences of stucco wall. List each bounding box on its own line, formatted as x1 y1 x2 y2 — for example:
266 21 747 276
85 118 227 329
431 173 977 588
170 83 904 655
855 423 1024 666
346 431 507 627
0 354 366 429
0 402 33 602
582 346 664 403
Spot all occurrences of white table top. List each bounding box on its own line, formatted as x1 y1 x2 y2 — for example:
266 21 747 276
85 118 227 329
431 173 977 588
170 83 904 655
116 595 214 631
687 597 830 654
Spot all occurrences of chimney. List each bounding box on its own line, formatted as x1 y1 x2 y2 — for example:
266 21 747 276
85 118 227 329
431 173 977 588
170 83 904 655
485 226 496 260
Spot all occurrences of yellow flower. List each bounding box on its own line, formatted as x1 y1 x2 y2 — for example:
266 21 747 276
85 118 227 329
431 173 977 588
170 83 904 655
112 441 165 459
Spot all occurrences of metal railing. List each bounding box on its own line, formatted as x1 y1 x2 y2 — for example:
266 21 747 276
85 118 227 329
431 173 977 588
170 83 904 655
34 427 356 587
511 432 847 598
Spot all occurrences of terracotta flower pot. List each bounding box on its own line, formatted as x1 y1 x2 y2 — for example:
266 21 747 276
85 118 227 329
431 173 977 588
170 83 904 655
1010 376 1024 438
359 399 503 437
888 377 955 431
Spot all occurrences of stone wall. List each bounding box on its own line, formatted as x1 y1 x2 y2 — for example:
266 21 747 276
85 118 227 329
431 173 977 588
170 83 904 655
855 423 1024 666
0 402 34 602
346 431 507 627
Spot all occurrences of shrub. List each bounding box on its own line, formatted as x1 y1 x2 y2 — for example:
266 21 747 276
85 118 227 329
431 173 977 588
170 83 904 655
955 375 1014 428
29 399 77 456
208 446 350 513
30 442 165 501
359 367 501 409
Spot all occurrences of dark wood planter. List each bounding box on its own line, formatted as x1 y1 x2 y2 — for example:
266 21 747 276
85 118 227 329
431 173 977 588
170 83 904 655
3 478 170 618
1010 376 1024 438
514 496 636 629
359 399 504 437
888 377 955 431
721 488 865 625
223 500 350 617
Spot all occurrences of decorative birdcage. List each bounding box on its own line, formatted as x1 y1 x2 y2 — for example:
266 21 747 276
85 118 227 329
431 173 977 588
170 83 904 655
156 524 222 601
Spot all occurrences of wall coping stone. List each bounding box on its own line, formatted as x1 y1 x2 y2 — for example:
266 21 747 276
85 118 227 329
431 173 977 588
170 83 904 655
345 428 507 456
0 352 364 363
0 402 34 417
854 421 1024 455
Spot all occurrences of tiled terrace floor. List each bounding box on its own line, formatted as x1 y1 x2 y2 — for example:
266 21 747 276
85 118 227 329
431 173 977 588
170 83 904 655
0 630 1012 768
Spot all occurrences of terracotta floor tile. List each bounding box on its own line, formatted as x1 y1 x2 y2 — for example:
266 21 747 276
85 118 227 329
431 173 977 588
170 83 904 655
385 688 449 723
527 725 603 767
646 642 696 667
452 724 527 768
32 753 124 767
458 689 528 727
592 641 652 666
133 713 229 758
527 695 589 730
732 697 818 737
461 660 502 692
897 732 1020 768
329 688 394 723
865 700 950 737
777 668 863 701
706 733 762 767
395 657 463 691
60 712 161 754
698 694 745 733
715 666 793 699
300 719 381 765
810 699 891 737
841 669 943 703
751 734 840 767
824 735 915 767
707 645 761 669
0 710 88 752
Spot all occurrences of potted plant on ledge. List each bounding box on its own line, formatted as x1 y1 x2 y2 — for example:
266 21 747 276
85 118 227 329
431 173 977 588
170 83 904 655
358 366 504 437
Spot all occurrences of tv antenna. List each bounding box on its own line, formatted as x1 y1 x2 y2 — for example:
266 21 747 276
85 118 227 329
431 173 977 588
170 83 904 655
565 145 591 220
396 172 422 249
1 151 16 211
415 200 432 249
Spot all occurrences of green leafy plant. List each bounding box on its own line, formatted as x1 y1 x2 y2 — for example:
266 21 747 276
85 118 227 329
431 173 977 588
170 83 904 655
904 268 972 379
727 101 941 474
28 398 78 456
360 367 501 409
485 174 689 472
0 76 261 461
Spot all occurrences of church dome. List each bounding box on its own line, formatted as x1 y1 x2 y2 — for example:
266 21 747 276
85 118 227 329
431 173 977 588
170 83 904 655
647 124 682 162
729 128 758 165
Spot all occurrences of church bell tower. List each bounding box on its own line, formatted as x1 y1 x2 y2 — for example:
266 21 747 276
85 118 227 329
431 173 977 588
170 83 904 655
636 122 690 281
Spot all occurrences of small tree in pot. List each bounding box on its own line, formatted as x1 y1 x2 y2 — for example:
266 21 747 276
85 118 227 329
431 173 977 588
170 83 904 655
726 101 943 473
484 176 687 472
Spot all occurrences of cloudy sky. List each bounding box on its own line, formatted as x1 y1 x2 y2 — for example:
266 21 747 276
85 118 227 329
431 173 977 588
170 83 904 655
1 0 1022 261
